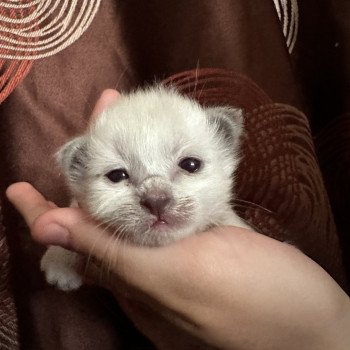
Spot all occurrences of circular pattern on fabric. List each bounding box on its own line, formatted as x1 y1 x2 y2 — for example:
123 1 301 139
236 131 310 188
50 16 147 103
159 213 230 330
163 68 272 111
272 0 299 53
0 0 101 60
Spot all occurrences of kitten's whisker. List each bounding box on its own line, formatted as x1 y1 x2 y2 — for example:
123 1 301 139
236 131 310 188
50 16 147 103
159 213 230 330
83 219 117 281
233 199 272 214
108 223 136 281
110 226 131 281
193 60 200 95
105 224 129 282
114 68 127 91
197 79 207 100
98 222 122 285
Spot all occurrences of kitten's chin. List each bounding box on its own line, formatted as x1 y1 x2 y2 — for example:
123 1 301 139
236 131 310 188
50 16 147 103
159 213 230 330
127 221 199 247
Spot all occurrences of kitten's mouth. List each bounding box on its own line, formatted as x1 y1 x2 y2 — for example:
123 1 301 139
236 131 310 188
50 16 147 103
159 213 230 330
145 204 194 232
151 216 169 228
152 219 168 228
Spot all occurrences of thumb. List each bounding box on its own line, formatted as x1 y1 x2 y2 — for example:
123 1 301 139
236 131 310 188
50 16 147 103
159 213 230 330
90 89 120 123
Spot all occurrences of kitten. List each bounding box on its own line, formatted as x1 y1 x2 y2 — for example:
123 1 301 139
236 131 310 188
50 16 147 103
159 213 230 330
41 87 251 291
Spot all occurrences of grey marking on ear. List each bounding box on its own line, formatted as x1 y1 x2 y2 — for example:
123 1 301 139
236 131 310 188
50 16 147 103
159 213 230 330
205 106 244 149
56 136 89 183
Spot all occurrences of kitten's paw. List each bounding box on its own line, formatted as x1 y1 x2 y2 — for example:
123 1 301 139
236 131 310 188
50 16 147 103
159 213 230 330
40 246 83 291
42 263 83 291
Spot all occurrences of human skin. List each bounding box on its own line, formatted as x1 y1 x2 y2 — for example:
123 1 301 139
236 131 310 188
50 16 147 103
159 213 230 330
6 90 350 350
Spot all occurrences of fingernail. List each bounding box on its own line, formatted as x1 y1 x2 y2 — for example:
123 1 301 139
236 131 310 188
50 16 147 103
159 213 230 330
44 224 69 246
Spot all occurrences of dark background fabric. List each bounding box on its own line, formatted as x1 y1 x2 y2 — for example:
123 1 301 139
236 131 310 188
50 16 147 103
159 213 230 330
292 0 350 132
0 0 349 349
291 0 350 281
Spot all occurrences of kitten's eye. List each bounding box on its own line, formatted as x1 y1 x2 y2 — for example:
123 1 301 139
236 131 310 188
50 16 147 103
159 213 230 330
105 169 129 183
179 157 201 173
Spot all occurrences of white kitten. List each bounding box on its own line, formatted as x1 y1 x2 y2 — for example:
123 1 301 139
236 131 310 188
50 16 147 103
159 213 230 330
41 87 251 290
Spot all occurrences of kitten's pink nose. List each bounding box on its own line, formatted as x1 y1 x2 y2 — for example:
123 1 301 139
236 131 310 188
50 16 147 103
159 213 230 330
141 193 171 217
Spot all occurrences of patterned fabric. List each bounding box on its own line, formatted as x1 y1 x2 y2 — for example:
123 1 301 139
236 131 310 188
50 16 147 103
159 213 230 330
0 0 298 105
0 0 101 103
0 4 34 103
272 0 299 53
0 201 18 349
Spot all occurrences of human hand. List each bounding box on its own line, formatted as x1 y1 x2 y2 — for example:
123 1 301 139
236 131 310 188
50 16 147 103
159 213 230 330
6 90 350 350
6 183 350 350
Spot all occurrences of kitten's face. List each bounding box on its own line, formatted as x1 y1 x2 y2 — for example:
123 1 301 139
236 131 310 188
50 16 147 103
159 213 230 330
58 88 243 246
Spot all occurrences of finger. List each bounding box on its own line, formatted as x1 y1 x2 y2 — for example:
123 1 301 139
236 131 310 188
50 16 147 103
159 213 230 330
90 89 120 122
6 182 52 227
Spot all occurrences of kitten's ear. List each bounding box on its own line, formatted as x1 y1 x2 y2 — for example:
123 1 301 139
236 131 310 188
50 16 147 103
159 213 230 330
56 136 88 184
205 106 244 149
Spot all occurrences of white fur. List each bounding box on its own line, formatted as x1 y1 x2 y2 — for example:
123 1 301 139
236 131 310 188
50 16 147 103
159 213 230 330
41 246 82 291
41 87 251 291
